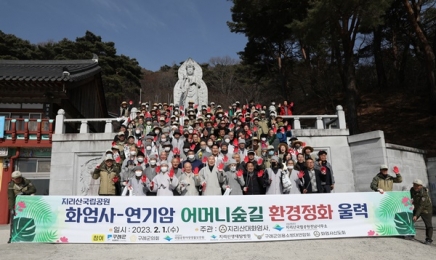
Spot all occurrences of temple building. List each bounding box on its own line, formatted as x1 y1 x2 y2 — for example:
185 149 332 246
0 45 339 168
0 58 107 224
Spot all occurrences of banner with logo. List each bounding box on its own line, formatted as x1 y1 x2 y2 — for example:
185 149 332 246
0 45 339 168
11 192 415 243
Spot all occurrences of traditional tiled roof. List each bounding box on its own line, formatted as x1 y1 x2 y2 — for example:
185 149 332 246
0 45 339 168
0 59 101 82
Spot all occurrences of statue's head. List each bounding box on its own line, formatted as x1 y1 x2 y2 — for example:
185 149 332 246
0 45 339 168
185 59 195 75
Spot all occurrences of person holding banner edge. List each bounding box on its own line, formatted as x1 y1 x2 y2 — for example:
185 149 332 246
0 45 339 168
409 179 433 245
7 170 37 243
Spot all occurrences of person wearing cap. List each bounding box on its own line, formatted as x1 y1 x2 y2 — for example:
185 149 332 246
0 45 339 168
92 154 121 196
264 156 288 194
315 150 335 192
121 159 136 186
171 129 185 152
221 158 245 195
177 161 201 196
298 158 322 194
124 166 150 196
370 165 402 193
149 160 179 196
7 171 36 243
262 145 276 169
251 136 261 157
243 161 265 195
410 179 433 244
111 145 124 165
8 171 36 210
144 155 158 196
199 155 223 196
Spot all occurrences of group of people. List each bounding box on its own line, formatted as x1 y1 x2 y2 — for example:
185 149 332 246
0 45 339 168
95 99 336 198
5 100 432 244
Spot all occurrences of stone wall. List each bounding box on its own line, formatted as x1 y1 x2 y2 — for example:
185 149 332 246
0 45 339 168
49 133 113 195
348 130 429 193
292 129 354 192
427 157 436 212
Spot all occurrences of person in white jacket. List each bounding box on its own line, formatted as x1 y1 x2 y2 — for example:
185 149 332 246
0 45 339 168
150 160 179 196
177 162 200 196
199 156 223 196
264 156 286 195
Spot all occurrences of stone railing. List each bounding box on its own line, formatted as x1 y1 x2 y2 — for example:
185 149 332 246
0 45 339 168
54 105 347 134
55 109 119 134
281 105 346 130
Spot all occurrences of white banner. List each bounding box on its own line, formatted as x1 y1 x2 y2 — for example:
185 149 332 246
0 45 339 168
11 192 415 243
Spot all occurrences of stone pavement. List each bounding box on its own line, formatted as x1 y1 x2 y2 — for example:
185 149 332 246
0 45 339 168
0 217 435 260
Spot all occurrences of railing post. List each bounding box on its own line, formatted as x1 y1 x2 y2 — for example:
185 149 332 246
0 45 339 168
336 105 346 129
24 119 29 142
80 120 89 133
36 119 42 142
104 119 113 133
11 119 16 141
55 109 66 134
293 117 301 129
316 116 324 129
49 119 54 142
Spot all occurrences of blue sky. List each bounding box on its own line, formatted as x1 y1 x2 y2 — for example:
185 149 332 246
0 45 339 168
0 0 246 71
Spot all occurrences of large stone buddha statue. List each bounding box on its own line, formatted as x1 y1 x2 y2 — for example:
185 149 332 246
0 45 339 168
173 58 208 109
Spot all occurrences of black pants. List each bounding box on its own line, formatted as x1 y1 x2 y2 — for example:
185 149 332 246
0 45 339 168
321 184 331 193
418 211 434 241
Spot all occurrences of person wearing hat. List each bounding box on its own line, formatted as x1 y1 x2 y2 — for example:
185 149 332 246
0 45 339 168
119 101 132 117
171 129 185 152
7 171 36 243
221 158 245 195
262 145 276 169
123 165 150 196
290 139 303 155
109 145 124 166
302 146 315 161
370 165 402 194
263 155 288 195
92 154 121 196
8 171 36 211
250 136 262 157
237 138 248 158
121 159 137 186
241 150 262 171
409 179 433 244
243 161 265 195
177 161 201 196
315 150 335 192
149 160 179 196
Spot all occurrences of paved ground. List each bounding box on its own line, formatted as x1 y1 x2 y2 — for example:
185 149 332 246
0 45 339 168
1 217 435 260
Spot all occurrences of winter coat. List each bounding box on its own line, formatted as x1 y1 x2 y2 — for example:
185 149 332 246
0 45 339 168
222 170 245 195
243 171 265 195
8 178 36 210
315 161 335 184
370 172 402 192
299 169 322 194
92 164 121 195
